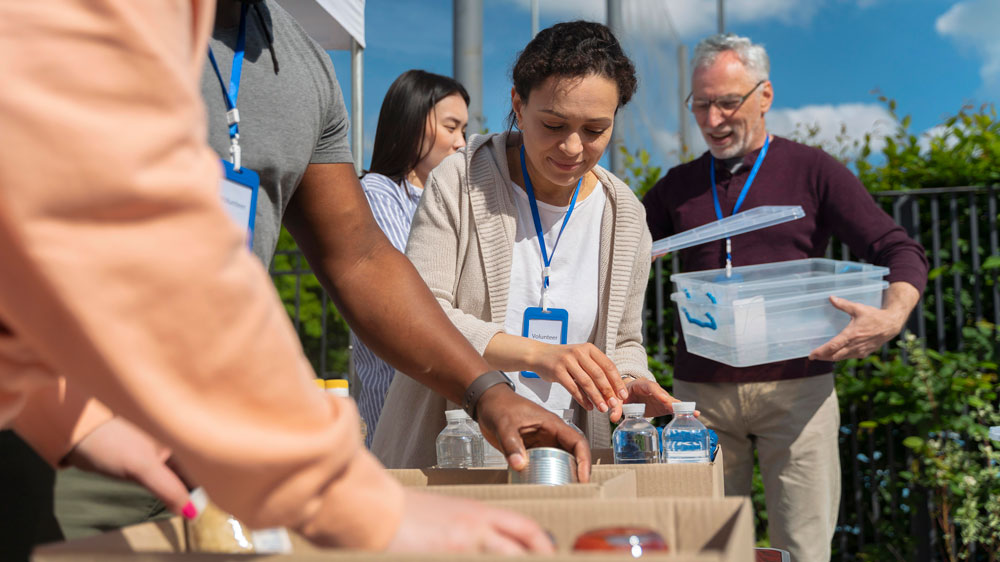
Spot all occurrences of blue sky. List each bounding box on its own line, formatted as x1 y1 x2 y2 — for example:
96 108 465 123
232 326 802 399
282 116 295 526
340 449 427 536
327 0 997 173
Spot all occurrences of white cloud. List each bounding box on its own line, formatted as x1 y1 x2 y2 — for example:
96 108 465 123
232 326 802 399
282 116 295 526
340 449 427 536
504 0 604 21
766 103 897 157
935 0 1000 95
642 103 895 167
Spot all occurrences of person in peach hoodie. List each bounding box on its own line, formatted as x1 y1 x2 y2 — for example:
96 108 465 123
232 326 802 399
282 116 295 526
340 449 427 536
0 0 586 555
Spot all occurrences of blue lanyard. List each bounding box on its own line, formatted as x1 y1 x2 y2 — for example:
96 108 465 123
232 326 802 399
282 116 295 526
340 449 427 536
710 134 769 220
709 134 769 276
207 3 249 170
519 145 582 309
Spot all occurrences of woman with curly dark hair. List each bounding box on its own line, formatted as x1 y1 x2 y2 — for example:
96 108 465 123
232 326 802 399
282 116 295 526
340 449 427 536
373 21 680 468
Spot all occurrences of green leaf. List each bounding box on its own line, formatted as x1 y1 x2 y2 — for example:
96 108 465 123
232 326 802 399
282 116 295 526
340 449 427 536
903 436 925 450
927 265 949 280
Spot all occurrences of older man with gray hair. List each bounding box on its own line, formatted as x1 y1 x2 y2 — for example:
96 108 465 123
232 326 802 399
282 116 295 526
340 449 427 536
642 34 928 561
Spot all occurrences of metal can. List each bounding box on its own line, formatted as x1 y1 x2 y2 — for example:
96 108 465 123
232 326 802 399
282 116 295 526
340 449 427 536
508 447 578 485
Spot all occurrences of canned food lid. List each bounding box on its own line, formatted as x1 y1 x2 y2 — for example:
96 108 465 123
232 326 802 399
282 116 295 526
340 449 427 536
673 401 696 414
622 403 646 416
990 426 1000 442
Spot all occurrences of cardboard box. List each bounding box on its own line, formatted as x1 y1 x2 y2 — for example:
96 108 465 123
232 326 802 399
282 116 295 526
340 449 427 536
495 497 753 561
33 497 753 562
387 466 636 500
591 448 725 498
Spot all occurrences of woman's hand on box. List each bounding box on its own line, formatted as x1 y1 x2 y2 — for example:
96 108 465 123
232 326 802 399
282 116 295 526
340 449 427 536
387 489 555 554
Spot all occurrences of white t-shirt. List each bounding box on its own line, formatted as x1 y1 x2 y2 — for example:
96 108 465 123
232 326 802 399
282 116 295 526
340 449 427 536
503 180 606 412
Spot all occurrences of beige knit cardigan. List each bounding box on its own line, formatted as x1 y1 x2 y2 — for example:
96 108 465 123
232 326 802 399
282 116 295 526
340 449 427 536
371 131 653 468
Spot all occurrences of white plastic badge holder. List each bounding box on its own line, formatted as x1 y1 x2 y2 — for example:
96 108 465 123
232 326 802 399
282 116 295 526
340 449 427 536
219 159 259 250
520 306 568 379
650 205 805 259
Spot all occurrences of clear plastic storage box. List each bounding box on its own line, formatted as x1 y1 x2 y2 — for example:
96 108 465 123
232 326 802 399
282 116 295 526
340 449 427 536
670 258 889 367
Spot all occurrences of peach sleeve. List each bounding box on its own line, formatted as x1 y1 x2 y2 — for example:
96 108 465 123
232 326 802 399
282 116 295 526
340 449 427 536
0 0 402 550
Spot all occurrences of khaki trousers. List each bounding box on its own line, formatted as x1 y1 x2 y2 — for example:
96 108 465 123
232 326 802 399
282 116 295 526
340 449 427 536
674 374 840 562
54 468 168 539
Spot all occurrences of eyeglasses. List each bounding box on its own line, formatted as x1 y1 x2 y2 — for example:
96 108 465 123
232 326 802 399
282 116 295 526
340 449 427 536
686 80 765 117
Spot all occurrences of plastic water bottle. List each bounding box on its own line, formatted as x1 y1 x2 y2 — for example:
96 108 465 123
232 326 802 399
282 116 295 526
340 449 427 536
561 409 586 436
613 404 659 464
663 402 710 464
325 379 366 443
456 410 485 467
469 420 506 468
436 410 480 468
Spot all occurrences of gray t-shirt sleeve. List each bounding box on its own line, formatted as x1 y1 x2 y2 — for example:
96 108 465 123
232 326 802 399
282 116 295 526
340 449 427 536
311 56 354 165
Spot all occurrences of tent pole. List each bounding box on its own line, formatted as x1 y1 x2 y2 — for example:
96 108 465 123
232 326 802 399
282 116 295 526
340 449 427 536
350 38 364 176
453 0 484 134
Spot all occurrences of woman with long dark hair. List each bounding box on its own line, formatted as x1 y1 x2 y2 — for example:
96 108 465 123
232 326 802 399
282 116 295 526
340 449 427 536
353 70 469 443
373 21 681 468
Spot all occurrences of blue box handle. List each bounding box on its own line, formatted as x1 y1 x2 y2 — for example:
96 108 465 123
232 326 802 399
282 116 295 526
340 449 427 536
682 307 718 330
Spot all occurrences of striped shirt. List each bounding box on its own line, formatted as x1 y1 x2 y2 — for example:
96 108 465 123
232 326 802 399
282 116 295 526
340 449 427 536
353 172 422 447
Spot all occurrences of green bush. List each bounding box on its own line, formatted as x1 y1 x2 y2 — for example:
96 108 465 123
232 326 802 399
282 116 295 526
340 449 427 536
270 227 351 378
835 325 999 561
855 100 1000 192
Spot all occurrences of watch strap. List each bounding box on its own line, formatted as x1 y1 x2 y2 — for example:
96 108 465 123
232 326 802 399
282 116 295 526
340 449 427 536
463 370 515 421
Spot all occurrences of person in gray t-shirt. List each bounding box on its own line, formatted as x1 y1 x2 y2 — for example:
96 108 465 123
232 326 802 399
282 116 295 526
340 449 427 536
201 0 354 266
51 0 582 554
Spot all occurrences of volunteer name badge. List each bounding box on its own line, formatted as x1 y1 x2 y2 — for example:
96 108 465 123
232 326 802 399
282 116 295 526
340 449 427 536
218 159 259 249
520 306 569 379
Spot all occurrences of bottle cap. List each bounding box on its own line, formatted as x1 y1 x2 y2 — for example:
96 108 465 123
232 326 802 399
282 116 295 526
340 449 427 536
325 379 349 398
622 403 646 417
990 426 1000 443
445 409 468 422
313 379 326 389
672 402 696 414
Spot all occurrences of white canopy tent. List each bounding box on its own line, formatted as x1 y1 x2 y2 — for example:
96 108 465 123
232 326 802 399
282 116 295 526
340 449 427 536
277 0 366 173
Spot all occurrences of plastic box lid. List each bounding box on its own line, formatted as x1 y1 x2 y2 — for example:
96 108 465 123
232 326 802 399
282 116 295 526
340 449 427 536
651 205 805 259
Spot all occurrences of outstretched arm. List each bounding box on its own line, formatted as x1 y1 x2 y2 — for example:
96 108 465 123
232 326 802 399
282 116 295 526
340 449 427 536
284 163 591 479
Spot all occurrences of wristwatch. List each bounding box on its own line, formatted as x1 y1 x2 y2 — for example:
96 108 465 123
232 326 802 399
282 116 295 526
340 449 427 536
462 370 515 421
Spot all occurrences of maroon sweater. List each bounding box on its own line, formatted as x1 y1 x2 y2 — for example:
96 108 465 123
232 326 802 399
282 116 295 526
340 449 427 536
642 136 928 383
